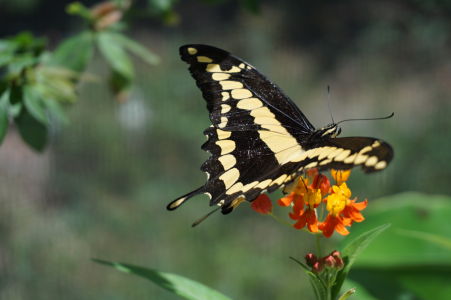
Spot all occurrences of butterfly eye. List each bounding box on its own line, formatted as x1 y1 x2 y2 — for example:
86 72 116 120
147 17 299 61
335 127 342 137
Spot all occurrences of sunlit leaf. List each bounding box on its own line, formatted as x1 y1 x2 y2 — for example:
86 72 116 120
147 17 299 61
51 31 94 72
97 31 134 80
93 259 232 300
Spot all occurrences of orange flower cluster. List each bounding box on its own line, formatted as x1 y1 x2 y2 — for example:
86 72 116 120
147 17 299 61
251 169 367 237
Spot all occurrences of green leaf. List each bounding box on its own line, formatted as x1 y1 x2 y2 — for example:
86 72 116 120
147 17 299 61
340 193 451 300
97 32 134 80
8 53 40 75
305 271 327 300
331 224 390 299
50 31 94 72
0 90 9 145
93 259 232 300
344 192 451 267
0 43 15 68
23 85 48 124
110 33 160 65
66 2 92 19
14 109 48 151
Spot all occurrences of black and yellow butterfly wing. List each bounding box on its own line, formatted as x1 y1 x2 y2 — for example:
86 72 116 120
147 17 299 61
167 44 393 214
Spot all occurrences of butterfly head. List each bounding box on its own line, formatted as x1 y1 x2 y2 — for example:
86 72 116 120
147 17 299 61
320 123 341 138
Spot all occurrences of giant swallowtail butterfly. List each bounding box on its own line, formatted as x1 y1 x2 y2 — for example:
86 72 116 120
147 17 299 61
167 44 393 215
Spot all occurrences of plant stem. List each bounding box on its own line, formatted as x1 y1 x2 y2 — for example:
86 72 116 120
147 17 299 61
315 234 323 257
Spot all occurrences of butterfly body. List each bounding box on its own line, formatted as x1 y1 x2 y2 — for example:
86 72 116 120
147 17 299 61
168 45 393 214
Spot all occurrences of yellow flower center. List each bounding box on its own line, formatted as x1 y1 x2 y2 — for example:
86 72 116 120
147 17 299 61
305 188 322 208
326 193 347 216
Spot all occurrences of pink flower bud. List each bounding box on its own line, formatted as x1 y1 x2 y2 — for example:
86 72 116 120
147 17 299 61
323 255 336 268
305 253 318 267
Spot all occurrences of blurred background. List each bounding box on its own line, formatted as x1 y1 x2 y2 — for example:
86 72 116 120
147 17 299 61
0 0 450 299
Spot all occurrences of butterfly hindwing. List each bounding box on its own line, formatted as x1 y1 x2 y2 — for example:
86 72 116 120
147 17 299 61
298 137 394 173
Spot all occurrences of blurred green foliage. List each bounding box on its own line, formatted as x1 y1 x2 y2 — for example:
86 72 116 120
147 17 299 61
341 193 451 300
0 0 451 300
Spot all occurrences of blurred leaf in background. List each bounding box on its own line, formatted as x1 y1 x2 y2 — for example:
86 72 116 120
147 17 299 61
340 193 451 300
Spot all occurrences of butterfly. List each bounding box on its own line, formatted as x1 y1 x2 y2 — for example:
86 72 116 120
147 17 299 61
167 44 393 215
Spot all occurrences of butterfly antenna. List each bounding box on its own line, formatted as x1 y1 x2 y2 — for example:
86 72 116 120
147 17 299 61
327 85 335 124
336 112 394 125
192 206 221 227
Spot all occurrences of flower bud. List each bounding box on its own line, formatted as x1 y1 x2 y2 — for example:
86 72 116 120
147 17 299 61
323 255 336 268
304 253 318 267
330 250 344 268
312 261 323 273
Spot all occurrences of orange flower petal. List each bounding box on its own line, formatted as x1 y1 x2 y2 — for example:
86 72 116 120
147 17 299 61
312 174 331 196
319 214 349 237
293 213 307 229
278 193 294 207
306 209 319 232
351 199 368 211
331 169 351 185
334 220 350 236
251 194 272 214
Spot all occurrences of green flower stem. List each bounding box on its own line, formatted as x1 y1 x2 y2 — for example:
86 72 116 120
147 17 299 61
315 234 323 257
269 212 294 228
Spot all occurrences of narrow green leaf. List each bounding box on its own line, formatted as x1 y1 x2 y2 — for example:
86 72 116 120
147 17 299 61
289 256 311 272
0 90 9 144
110 33 160 65
14 109 48 151
23 85 48 124
97 32 134 80
50 31 94 72
305 271 327 300
331 224 390 299
93 259 232 300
